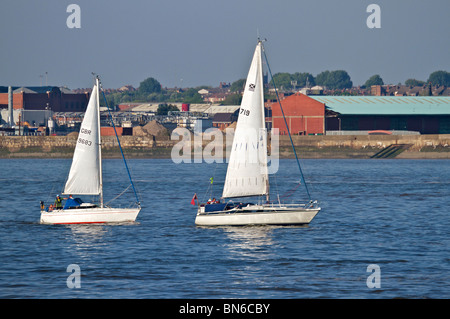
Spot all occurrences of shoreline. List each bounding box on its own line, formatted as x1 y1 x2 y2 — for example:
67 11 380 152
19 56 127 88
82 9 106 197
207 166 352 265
1 148 449 160
1 134 449 159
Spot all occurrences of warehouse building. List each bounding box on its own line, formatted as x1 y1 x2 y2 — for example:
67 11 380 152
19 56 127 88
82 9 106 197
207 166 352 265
270 93 450 135
0 86 90 129
313 96 450 134
0 86 89 112
270 93 325 135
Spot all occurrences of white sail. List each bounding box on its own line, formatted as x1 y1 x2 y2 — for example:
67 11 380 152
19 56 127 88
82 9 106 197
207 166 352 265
63 83 101 195
222 42 269 198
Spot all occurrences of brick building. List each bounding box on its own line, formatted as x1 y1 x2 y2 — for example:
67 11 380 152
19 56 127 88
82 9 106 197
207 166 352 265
0 86 90 112
270 93 325 135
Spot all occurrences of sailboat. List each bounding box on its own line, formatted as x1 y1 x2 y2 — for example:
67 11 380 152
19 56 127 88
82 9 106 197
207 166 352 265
40 76 141 224
194 41 320 226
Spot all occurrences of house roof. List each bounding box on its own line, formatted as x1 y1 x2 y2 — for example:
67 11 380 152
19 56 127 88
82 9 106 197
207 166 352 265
212 112 237 122
310 96 450 115
0 86 63 94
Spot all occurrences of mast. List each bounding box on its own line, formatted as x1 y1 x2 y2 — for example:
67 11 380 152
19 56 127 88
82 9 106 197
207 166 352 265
95 76 103 208
258 41 270 202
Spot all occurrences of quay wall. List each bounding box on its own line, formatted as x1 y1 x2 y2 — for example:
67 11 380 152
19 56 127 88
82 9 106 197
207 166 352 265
1 134 450 159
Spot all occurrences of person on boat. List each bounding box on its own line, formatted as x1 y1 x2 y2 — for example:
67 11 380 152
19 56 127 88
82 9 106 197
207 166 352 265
54 195 63 210
207 198 212 204
40 201 45 211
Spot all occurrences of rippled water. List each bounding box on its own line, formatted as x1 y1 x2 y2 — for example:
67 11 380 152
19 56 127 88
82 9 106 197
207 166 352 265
0 158 449 298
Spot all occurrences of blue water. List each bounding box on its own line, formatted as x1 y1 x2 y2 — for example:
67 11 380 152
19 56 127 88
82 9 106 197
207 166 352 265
0 158 449 299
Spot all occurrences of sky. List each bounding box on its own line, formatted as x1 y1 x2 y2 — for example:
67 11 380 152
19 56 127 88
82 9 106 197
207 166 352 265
0 0 449 90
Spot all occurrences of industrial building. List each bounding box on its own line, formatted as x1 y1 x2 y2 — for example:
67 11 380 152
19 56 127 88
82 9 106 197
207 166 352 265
315 96 450 134
0 86 90 130
270 93 450 135
0 86 89 112
270 93 325 135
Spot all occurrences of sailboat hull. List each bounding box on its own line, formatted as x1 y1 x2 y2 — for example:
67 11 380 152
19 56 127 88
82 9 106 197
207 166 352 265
40 207 141 225
195 205 320 226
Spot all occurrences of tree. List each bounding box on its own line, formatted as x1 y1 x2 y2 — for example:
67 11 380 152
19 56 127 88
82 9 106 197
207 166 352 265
138 77 162 95
292 72 315 87
405 78 425 87
270 72 316 90
315 71 330 87
181 88 203 103
221 93 242 105
316 70 353 89
230 79 246 92
271 72 293 90
156 104 179 115
427 71 450 86
364 74 384 87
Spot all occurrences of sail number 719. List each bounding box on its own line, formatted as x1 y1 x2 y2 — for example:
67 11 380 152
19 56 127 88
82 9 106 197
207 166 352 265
240 108 250 116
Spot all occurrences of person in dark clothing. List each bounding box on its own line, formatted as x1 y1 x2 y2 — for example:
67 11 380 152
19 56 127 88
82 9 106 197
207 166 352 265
54 195 63 210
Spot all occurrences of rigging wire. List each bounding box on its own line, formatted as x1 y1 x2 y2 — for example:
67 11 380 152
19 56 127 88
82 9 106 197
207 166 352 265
97 76 141 207
260 41 312 201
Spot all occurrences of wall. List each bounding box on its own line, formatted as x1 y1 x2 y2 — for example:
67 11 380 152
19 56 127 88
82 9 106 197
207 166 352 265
285 134 450 150
1 134 449 158
271 93 325 135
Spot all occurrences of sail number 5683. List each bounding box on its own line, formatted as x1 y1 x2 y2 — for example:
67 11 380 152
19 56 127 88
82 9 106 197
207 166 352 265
240 108 250 116
78 138 92 146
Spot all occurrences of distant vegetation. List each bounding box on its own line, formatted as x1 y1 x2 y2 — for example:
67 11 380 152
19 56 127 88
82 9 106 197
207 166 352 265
364 74 384 87
102 77 205 107
102 70 449 107
427 71 450 87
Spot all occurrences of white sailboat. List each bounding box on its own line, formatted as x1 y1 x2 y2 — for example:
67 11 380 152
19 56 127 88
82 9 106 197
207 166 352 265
195 41 320 226
40 77 141 224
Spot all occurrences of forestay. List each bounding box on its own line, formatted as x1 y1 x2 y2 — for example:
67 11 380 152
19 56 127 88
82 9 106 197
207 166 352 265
222 42 269 199
63 84 101 195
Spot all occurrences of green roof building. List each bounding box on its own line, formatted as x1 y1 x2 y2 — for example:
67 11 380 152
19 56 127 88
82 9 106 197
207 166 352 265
310 96 450 134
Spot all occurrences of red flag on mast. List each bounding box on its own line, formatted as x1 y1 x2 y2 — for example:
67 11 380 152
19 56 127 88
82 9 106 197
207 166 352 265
191 193 198 206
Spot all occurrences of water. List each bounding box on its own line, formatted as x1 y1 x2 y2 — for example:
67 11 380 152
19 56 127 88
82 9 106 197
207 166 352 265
0 158 449 299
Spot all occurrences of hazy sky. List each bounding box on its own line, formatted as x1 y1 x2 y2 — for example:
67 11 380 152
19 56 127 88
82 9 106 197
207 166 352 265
0 0 449 89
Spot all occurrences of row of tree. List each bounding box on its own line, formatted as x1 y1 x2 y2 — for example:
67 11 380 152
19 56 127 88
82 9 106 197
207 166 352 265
270 70 450 91
103 70 450 107
102 77 205 107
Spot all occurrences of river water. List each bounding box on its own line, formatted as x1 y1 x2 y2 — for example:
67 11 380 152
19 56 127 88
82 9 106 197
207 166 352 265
0 158 449 299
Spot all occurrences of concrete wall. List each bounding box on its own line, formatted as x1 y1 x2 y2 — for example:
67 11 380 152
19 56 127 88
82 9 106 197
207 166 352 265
1 134 449 158
0 135 158 152
286 134 450 151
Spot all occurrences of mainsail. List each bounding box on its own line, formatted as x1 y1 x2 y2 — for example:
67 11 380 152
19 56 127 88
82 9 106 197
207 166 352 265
63 84 101 195
222 42 269 198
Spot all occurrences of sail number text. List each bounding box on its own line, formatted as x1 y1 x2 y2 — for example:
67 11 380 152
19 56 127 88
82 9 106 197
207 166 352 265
80 128 91 135
78 128 92 146
240 108 250 116
78 138 92 146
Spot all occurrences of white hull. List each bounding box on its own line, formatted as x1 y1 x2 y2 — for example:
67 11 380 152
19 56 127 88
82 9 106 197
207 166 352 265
40 207 141 225
195 205 320 226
